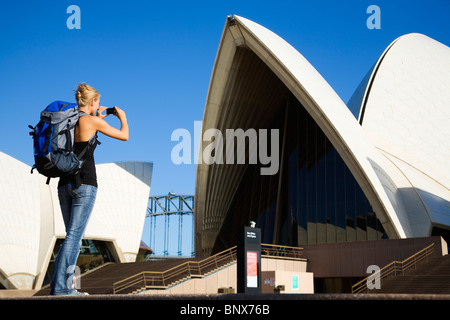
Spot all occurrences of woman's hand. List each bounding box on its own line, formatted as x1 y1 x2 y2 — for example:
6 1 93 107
96 106 108 119
113 106 126 120
93 106 129 141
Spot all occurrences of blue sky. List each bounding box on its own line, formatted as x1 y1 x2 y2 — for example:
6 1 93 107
1 1 449 255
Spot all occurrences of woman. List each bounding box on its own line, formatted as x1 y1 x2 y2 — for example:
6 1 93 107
50 83 128 295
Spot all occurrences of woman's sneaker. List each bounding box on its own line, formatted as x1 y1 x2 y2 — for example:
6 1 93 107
68 290 89 296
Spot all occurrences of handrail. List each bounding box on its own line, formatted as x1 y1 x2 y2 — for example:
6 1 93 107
113 246 238 294
352 243 435 294
261 243 304 259
113 243 304 294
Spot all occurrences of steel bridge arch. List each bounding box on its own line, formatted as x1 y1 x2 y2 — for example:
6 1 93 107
146 194 194 256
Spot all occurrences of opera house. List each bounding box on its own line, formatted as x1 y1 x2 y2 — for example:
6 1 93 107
0 152 152 291
2 14 450 295
194 15 450 288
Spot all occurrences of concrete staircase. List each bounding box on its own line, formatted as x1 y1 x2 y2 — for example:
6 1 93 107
34 244 305 296
34 258 202 296
375 255 450 294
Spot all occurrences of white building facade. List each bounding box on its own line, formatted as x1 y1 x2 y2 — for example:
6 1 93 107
0 151 152 290
194 16 450 256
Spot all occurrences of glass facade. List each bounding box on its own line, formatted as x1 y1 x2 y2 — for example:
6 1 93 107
212 94 387 253
43 239 116 286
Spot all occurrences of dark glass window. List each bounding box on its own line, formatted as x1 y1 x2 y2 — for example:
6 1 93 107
210 49 386 254
43 239 116 286
213 92 386 253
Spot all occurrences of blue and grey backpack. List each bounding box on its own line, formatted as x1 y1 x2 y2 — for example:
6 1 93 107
29 101 98 184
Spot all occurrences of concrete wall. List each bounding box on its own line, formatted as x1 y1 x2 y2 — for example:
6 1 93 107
261 270 314 294
303 236 446 278
140 257 313 295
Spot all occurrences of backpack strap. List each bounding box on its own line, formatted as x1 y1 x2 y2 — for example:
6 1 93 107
73 132 100 190
77 133 100 160
73 110 102 162
43 125 53 153
74 111 101 159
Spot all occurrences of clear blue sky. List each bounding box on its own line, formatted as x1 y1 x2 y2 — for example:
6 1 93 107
1 1 449 255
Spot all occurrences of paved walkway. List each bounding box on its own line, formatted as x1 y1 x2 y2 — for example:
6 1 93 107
2 292 450 300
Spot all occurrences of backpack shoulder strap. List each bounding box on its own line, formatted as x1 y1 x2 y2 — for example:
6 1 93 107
77 133 100 160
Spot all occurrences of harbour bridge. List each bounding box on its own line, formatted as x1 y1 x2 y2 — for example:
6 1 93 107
145 194 194 257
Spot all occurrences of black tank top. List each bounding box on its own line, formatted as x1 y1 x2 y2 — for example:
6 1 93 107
58 138 98 188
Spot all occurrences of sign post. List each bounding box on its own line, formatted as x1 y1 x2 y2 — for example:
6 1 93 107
237 225 261 294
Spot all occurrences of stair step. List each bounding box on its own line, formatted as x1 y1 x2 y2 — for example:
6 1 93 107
372 254 450 294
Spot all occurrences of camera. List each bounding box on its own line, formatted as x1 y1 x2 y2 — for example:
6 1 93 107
106 107 117 115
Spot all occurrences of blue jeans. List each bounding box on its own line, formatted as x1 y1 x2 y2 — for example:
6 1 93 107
50 183 97 295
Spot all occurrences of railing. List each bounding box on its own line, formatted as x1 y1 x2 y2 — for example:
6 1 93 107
261 243 304 259
113 243 304 294
352 243 435 294
113 246 238 294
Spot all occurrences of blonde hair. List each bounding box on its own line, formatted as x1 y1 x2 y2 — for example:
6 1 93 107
75 83 100 107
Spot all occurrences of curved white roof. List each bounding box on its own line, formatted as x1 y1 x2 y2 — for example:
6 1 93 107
195 15 417 254
0 152 40 290
357 33 450 232
87 162 153 262
0 151 152 290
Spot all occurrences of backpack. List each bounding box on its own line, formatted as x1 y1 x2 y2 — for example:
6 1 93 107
29 101 98 184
